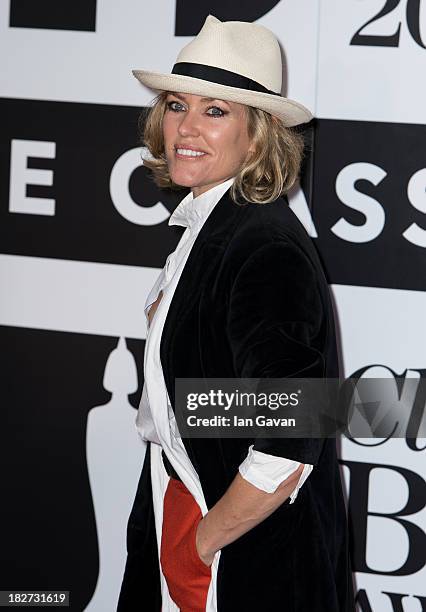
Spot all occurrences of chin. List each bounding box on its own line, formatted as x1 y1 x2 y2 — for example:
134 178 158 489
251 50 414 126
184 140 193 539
171 177 195 189
169 170 199 189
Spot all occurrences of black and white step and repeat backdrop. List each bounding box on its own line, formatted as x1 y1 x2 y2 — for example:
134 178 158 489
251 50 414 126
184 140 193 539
1 2 425 611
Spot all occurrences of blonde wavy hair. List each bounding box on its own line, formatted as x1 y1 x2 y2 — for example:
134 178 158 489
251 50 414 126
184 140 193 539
138 90 309 205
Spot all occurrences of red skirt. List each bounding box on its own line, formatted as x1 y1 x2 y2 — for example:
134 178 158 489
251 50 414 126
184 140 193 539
160 476 212 611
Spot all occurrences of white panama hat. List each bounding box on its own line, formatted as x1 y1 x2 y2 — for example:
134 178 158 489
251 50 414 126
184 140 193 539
132 14 313 127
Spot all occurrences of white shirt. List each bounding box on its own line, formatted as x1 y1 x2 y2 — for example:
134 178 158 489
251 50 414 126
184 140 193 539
136 176 313 500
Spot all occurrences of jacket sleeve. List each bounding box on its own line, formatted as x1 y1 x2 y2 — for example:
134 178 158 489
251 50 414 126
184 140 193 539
226 238 325 466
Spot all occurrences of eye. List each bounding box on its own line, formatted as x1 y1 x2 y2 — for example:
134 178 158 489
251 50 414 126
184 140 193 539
167 100 183 112
206 106 226 117
166 100 227 118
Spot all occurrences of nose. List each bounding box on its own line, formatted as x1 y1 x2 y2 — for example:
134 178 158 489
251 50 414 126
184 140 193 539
177 107 201 138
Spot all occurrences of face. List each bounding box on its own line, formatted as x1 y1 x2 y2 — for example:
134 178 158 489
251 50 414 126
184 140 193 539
162 91 255 198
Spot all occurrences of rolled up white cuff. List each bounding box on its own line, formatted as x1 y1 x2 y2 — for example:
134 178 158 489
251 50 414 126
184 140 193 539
238 444 313 501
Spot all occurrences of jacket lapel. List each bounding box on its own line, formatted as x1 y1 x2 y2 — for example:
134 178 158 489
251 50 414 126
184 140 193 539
160 187 246 407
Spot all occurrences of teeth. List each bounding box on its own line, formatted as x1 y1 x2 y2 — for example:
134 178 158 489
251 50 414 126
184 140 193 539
176 148 206 157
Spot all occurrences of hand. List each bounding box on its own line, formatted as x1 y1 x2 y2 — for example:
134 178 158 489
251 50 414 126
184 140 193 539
195 517 215 567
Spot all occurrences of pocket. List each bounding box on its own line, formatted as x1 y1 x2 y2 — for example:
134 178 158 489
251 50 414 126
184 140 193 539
160 478 212 582
189 514 212 575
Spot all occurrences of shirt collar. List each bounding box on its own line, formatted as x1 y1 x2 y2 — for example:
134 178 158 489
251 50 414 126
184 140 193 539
168 176 236 230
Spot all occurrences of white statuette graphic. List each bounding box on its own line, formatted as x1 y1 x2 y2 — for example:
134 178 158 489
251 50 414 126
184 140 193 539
85 337 145 611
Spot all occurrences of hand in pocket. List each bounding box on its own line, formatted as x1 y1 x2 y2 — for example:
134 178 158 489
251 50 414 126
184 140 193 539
195 518 215 568
160 478 212 610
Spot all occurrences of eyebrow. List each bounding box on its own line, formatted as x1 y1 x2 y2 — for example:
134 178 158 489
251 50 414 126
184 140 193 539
167 92 229 105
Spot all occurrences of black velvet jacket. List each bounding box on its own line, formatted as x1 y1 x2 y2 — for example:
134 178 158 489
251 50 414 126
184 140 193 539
117 188 356 611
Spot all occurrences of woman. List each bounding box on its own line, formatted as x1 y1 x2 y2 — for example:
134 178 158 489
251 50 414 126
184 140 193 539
117 14 355 612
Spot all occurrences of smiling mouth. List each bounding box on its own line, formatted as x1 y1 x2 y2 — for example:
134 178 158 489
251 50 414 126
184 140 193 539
174 147 208 160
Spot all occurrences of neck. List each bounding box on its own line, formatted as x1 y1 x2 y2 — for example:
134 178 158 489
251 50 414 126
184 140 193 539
191 177 234 199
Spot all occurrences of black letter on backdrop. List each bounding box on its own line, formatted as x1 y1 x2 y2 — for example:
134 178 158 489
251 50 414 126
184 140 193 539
9 0 97 31
342 460 426 575
175 1 282 35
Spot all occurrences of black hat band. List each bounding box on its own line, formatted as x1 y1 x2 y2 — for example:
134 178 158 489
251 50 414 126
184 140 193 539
171 62 281 97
